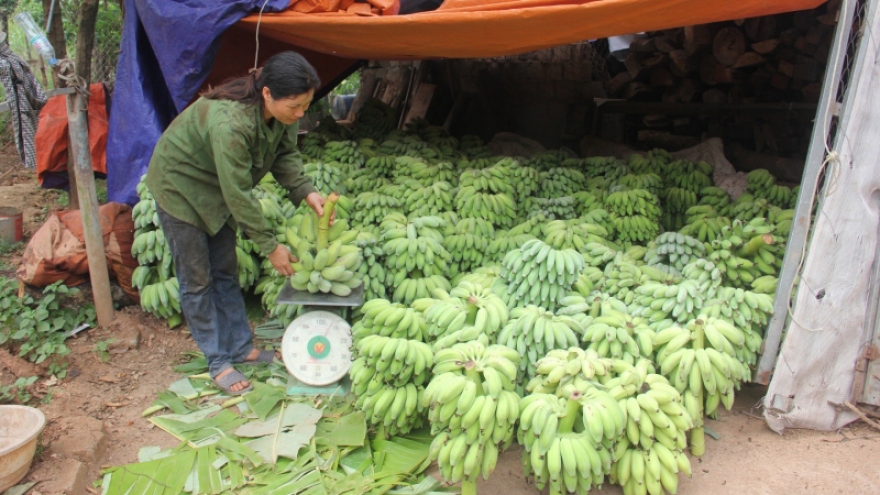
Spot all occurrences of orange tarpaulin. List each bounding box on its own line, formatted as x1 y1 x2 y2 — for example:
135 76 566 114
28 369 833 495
237 0 826 60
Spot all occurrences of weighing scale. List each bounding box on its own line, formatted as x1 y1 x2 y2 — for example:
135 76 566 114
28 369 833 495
276 283 363 396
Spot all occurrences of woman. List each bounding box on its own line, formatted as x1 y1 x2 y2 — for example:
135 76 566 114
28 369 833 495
146 51 324 395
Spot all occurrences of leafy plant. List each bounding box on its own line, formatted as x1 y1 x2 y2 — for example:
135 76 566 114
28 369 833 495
93 338 111 362
0 238 22 255
0 375 38 404
0 277 97 377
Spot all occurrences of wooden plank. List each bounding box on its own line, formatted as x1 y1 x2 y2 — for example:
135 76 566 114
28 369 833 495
403 83 436 125
762 0 868 433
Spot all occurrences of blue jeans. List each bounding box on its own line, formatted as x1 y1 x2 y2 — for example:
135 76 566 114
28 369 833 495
156 206 253 378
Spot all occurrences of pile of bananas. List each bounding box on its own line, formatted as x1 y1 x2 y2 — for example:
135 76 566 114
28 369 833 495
698 186 732 213
583 156 628 181
507 162 541 200
497 239 585 311
701 287 771 366
632 280 704 324
496 305 582 379
572 191 605 217
323 140 365 169
665 160 713 189
606 364 694 495
352 99 397 141
401 180 455 216
604 189 661 245
131 228 169 265
542 219 608 250
581 307 655 363
350 337 429 437
459 166 514 195
485 232 537 264
679 210 731 243
344 169 384 197
303 162 345 195
459 135 491 158
364 155 398 178
746 169 777 197
421 281 509 350
517 389 617 495
380 214 452 304
454 185 518 229
582 242 618 268
136 274 181 325
444 218 495 277
750 275 778 294
654 318 749 455
525 196 578 220
299 132 326 160
525 347 619 396
353 298 426 341
536 167 586 198
618 173 663 198
424 342 521 488
286 194 364 296
729 194 771 221
661 187 699 231
769 207 795 237
644 232 706 274
628 150 671 174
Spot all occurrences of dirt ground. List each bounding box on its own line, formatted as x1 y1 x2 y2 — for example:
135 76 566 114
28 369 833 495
2 160 880 495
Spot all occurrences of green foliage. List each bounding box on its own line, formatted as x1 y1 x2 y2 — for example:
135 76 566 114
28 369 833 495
0 375 37 403
332 71 361 96
0 278 96 377
93 338 111 362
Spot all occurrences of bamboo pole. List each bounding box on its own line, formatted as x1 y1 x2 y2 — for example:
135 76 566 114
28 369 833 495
66 88 113 326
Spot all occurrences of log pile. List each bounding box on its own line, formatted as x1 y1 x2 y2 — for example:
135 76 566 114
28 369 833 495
603 3 840 159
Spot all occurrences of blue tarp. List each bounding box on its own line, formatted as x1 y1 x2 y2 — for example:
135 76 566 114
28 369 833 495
106 0 290 205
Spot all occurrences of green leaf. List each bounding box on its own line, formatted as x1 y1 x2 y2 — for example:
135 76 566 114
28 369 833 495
315 411 366 447
245 424 317 464
235 403 323 438
1 482 37 495
102 449 196 495
244 382 287 421
167 378 199 399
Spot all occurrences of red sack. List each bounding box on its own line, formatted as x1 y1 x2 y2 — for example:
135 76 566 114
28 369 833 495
34 83 109 189
17 203 140 299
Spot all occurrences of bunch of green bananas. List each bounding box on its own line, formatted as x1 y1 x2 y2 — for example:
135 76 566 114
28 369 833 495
746 169 776 197
525 196 578 221
235 238 261 290
137 276 182 327
526 150 570 171
581 307 655 364
497 239 585 311
525 347 620 395
353 298 426 341
661 187 699 231
665 159 712 187
352 334 433 388
496 305 583 379
459 135 492 159
286 194 363 296
408 161 459 186
132 178 159 230
506 162 541 200
322 140 365 168
380 214 453 304
454 186 517 229
542 219 608 251
459 166 514 195
256 194 288 225
644 232 706 273
344 168 384 197
701 287 771 365
255 256 300 326
618 173 663 198
750 275 778 294
768 207 795 237
131 229 170 265
571 191 605 217
581 242 618 268
729 194 771 221
605 189 661 245
536 167 586 198
632 280 704 324
421 281 509 350
444 218 495 277
679 212 731 243
401 180 454 216
653 318 749 456
606 363 694 495
584 156 629 181
424 342 521 488
629 149 671 174
450 266 502 292
350 192 400 233
351 370 427 438
680 259 723 299
299 132 326 161
508 216 546 237
517 389 617 495
363 155 398 178
303 162 345 195
570 269 604 298
354 235 387 300
352 99 397 141
697 186 732 214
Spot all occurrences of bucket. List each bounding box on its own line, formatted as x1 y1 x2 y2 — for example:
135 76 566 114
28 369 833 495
0 405 46 491
0 207 23 244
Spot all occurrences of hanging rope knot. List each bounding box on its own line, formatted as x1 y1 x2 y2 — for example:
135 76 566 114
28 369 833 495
55 58 89 97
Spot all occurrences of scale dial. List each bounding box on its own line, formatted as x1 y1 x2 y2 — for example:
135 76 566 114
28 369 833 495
281 310 353 386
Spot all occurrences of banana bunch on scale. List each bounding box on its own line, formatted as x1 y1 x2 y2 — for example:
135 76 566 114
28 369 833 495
285 192 364 296
423 342 521 489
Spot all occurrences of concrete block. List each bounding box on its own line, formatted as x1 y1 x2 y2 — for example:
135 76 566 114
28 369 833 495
50 416 106 464
37 458 89 495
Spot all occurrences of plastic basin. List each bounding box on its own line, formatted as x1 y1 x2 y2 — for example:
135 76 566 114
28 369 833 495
0 405 46 491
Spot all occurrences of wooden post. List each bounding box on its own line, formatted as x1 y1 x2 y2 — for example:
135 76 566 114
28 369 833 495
66 89 113 327
66 148 79 210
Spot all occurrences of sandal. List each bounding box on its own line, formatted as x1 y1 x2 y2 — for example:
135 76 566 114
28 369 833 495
214 369 253 396
239 349 279 365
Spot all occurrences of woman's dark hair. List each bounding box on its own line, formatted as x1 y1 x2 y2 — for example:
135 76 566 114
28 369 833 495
202 51 321 103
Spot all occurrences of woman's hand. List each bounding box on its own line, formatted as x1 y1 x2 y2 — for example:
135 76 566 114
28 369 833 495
268 244 298 276
305 192 334 224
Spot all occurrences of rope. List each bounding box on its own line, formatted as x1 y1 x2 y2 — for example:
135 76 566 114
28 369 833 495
253 0 272 72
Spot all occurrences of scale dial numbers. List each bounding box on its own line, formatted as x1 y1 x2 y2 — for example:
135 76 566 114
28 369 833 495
281 310 353 386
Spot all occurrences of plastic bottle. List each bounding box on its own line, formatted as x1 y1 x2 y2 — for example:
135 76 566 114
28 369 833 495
13 12 57 66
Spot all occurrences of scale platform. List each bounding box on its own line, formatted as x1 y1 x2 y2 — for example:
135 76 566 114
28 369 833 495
286 374 351 396
276 283 364 307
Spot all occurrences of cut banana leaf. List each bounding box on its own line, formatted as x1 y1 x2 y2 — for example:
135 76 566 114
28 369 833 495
173 353 209 374
316 411 366 447
101 450 196 495
387 476 459 495
151 408 247 446
235 403 323 438
245 423 317 463
245 382 288 421
339 445 374 476
167 377 199 398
